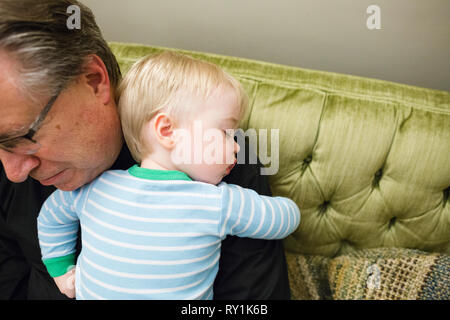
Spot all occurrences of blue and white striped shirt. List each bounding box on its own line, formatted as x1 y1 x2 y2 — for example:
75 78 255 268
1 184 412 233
37 166 300 300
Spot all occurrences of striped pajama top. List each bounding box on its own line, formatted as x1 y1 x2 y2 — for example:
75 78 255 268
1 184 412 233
37 165 300 300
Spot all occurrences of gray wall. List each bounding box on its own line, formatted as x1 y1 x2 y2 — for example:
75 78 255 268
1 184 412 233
80 0 450 91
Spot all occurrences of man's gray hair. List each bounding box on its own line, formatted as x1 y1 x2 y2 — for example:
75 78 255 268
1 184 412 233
0 0 121 103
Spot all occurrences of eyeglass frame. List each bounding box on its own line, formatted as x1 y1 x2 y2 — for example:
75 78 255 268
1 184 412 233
0 88 62 153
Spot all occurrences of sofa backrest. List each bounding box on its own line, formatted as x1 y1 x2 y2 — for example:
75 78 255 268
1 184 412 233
110 42 450 257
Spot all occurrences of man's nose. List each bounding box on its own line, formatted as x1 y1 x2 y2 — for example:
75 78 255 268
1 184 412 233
0 150 40 183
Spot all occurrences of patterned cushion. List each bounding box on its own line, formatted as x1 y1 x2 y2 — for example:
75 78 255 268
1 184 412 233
287 248 449 300
286 252 332 300
328 248 449 300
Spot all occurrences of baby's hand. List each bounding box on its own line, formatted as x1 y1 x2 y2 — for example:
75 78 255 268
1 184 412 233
53 267 76 298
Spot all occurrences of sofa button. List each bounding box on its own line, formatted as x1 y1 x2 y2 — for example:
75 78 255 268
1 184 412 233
372 168 383 188
304 155 312 164
318 201 330 215
388 216 396 229
301 154 313 171
341 239 353 249
444 187 449 204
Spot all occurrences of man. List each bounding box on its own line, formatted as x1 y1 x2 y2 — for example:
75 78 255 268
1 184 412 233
0 0 290 299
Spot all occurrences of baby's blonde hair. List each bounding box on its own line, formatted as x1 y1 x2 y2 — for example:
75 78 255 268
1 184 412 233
117 51 248 163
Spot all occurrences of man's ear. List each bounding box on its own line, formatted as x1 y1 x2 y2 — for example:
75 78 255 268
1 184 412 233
151 113 177 149
82 54 111 105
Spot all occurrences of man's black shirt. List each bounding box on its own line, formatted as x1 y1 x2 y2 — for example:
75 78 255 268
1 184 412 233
0 141 290 299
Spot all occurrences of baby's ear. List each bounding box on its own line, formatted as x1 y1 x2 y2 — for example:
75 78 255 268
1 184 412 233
151 113 176 149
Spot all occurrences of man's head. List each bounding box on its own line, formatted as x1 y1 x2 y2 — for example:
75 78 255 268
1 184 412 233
0 0 123 190
117 51 248 184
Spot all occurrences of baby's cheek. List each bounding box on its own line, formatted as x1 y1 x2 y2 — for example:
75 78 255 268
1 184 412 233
223 140 236 164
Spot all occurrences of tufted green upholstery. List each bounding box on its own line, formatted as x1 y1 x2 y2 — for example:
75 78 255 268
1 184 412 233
109 42 450 259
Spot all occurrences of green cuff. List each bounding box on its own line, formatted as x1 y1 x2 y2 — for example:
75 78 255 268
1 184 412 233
43 253 76 277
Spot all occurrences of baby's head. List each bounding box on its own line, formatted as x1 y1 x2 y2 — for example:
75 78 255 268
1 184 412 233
118 51 248 184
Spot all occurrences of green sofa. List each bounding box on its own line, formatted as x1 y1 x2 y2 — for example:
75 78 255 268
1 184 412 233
109 42 450 300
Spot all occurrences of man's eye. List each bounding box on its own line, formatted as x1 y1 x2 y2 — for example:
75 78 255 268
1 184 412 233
2 138 21 149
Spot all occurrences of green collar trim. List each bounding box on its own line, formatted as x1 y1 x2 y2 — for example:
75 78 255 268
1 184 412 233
128 165 192 181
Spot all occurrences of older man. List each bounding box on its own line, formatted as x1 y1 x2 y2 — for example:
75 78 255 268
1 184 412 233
0 0 290 299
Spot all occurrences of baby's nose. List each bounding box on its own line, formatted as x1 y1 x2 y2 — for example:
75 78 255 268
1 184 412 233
234 140 240 154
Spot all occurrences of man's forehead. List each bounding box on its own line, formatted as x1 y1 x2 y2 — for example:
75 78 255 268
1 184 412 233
0 50 20 87
0 50 39 137
0 111 35 140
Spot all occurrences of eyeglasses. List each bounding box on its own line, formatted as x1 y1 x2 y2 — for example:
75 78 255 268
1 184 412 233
0 89 61 155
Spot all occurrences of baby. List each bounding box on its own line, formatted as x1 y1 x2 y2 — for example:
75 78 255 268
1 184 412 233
37 51 300 300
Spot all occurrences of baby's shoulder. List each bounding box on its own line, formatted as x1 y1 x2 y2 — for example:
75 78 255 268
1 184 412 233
178 180 225 195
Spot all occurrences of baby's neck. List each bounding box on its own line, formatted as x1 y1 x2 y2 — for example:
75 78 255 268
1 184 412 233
140 158 173 171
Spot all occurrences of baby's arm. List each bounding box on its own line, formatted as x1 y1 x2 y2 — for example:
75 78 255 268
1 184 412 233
218 183 300 239
37 189 83 297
